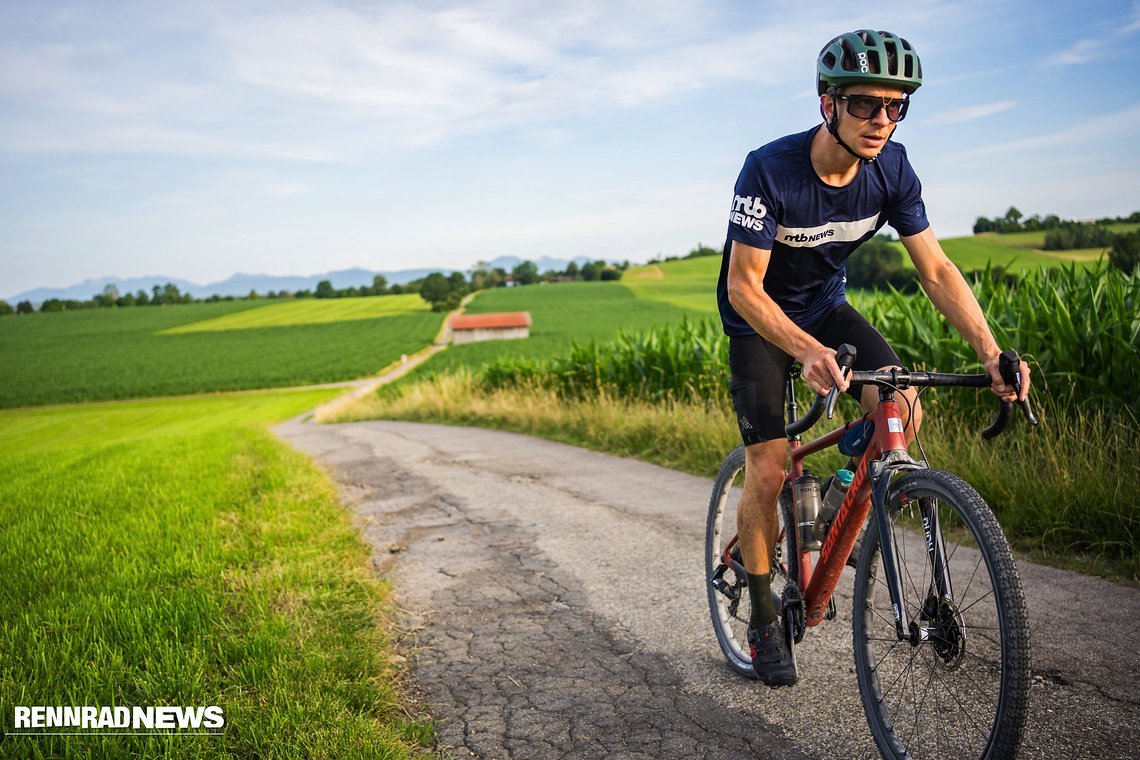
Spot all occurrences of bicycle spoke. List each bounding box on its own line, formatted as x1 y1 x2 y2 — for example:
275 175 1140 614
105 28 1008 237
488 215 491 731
956 587 996 616
854 472 1028 759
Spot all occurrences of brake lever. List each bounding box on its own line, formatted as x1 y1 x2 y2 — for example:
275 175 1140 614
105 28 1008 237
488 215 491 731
826 343 858 420
1001 350 1039 427
825 368 850 420
982 350 1038 439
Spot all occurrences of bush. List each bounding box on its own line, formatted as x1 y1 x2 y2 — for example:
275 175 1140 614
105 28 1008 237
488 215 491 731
846 237 919 291
1108 231 1140 273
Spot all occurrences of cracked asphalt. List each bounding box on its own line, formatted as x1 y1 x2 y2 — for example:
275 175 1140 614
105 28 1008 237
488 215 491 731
276 419 1140 759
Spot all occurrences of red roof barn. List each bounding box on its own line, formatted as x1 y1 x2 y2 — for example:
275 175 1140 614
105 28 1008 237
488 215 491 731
449 312 532 345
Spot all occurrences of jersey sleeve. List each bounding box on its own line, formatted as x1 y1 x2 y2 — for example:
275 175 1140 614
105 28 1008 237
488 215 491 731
886 146 930 237
726 151 778 250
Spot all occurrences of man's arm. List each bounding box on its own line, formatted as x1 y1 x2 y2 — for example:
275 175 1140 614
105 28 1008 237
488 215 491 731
726 240 848 396
899 227 1030 401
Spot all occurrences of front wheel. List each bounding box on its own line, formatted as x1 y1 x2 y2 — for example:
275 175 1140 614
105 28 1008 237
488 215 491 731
852 469 1030 759
705 445 797 678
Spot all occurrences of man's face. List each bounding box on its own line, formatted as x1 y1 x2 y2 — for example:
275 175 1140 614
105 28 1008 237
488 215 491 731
824 83 909 159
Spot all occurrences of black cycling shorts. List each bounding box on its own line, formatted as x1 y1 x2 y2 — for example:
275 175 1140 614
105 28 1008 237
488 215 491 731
728 303 900 445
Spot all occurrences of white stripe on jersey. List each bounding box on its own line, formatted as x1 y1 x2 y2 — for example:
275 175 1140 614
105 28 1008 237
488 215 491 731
775 214 880 248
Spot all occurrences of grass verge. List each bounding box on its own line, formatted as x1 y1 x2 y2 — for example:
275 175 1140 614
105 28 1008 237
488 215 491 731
0 391 436 758
334 376 1138 585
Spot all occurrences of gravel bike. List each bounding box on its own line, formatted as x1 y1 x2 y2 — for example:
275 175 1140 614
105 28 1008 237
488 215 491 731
706 344 1037 759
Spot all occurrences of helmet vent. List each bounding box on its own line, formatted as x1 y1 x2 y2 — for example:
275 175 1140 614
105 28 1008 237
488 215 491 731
904 55 914 79
867 50 881 74
884 41 898 76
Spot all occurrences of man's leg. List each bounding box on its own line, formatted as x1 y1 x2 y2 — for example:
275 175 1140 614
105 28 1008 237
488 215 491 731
738 438 798 687
737 439 788 621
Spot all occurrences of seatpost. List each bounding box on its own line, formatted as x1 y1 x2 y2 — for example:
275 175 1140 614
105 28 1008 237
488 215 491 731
785 365 801 440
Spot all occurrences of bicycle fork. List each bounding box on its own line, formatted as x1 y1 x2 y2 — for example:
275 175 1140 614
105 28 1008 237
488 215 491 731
870 461 955 646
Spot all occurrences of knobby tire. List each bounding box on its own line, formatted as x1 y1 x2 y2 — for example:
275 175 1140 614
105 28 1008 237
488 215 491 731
852 469 1030 760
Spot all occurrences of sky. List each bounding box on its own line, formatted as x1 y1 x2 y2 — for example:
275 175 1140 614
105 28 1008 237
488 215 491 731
2 0 1139 299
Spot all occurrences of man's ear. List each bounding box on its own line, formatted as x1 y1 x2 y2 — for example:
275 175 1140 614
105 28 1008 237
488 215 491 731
819 93 835 122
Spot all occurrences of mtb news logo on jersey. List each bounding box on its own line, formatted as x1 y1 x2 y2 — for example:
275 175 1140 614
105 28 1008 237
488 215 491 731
729 194 767 230
782 228 836 244
775 214 880 248
11 705 225 735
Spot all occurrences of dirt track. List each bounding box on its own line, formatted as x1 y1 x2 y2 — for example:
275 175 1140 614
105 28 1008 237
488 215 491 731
276 418 1140 759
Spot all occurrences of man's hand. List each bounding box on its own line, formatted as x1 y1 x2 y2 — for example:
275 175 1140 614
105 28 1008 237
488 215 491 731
801 344 849 397
984 352 1031 402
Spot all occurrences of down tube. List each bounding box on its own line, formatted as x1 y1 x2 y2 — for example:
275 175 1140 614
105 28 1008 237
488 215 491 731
801 443 877 627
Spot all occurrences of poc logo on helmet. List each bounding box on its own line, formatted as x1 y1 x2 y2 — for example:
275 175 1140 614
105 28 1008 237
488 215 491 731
730 195 767 230
857 51 869 73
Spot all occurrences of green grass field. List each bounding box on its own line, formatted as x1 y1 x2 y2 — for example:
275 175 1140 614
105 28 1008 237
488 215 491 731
0 391 434 757
420 281 706 375
165 293 430 333
0 298 445 408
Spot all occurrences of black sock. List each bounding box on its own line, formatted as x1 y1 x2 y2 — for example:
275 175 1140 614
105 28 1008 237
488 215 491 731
747 572 777 628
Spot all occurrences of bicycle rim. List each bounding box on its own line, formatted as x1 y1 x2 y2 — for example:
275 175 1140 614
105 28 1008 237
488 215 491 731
705 446 796 678
852 469 1030 760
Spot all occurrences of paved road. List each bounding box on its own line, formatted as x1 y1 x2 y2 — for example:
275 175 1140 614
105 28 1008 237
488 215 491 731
276 418 1140 759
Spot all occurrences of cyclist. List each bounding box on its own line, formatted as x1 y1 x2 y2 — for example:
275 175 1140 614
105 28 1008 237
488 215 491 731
716 29 1031 687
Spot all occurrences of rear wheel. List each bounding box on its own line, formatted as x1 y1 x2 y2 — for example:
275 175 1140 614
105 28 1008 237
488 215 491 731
705 446 797 678
852 469 1030 759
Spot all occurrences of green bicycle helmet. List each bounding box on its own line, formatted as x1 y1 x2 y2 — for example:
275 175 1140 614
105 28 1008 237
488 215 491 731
817 30 923 95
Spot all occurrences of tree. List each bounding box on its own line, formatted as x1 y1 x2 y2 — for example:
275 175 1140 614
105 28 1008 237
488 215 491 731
17 300 34 314
447 271 469 299
419 271 461 311
580 259 608 281
0 300 13 316
565 261 580 280
315 280 335 299
41 298 65 312
1109 231 1140 273
511 260 539 285
94 284 120 308
1002 206 1023 231
372 274 388 295
846 236 916 291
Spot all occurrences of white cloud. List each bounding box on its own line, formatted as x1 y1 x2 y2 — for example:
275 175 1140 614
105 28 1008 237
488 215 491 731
1044 1 1140 67
956 103 1140 157
1 0 959 157
927 101 1016 126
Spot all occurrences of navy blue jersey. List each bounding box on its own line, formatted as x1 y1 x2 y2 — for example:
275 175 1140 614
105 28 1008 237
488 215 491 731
717 125 930 336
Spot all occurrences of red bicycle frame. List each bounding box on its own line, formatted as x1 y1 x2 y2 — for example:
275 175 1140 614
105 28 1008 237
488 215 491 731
785 394 910 627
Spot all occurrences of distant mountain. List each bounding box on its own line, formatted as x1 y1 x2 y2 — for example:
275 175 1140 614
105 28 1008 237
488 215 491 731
4 257 603 305
5 267 451 305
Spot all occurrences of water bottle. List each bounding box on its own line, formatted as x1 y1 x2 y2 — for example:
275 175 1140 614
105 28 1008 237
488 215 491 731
813 468 855 542
794 472 822 550
838 416 875 457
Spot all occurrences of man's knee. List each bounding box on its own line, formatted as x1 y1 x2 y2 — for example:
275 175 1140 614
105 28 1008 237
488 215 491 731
744 440 787 498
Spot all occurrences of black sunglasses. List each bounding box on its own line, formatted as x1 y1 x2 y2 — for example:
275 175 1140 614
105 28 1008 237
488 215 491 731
837 94 910 123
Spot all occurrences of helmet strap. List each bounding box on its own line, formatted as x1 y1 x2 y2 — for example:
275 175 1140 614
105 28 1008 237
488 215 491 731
821 93 877 165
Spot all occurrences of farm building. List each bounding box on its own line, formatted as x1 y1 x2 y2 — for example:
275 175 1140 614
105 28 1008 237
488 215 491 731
450 312 532 345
